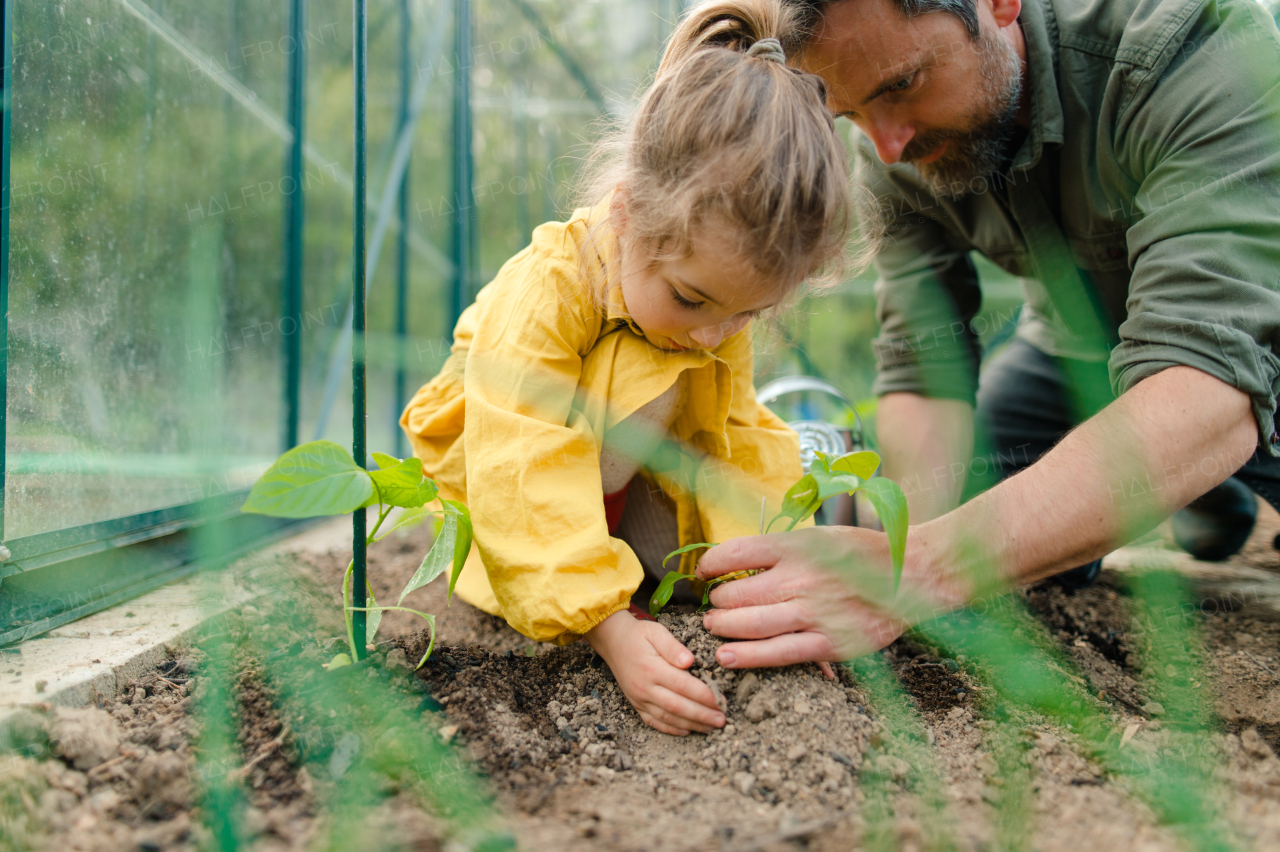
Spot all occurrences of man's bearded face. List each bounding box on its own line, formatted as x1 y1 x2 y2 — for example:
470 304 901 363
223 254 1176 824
901 29 1023 198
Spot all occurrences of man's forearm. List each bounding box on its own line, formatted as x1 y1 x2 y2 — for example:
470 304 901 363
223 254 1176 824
920 367 1259 589
877 393 975 522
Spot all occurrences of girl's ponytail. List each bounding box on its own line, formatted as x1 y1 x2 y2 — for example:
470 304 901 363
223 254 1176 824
577 0 853 300
657 0 793 77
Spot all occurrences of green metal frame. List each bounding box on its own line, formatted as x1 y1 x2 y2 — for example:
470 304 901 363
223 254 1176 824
394 0 411 459
449 0 474 330
282 0 307 452
351 0 369 659
0 494 314 646
1 0 13 544
2 492 260 577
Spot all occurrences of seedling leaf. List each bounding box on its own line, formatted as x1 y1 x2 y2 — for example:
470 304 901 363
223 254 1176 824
858 477 910 592
701 576 729 608
442 500 474 600
398 510 458 605
699 569 763 609
813 470 863 501
660 542 717 571
371 451 401 470
327 653 352 669
768 474 821 531
242 440 373 518
830 451 880 480
364 455 439 509
649 571 689 618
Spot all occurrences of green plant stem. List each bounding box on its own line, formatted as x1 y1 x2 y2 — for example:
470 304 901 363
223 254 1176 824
368 499 391 540
348 605 437 667
342 558 358 660
343 492 391 660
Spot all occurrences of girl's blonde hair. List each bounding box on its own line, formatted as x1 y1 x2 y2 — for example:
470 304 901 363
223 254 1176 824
577 0 852 301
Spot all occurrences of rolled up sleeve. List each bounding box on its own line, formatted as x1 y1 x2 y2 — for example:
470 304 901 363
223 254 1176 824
1111 2 1280 456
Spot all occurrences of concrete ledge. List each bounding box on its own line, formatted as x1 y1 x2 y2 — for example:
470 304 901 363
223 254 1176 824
0 515 354 730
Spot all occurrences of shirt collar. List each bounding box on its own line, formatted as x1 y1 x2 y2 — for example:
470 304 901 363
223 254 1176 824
1012 0 1065 172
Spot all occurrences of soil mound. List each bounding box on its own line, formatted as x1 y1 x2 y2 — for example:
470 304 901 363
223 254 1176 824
408 611 878 850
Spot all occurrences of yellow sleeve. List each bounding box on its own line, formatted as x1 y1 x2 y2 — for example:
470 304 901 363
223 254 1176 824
462 248 641 644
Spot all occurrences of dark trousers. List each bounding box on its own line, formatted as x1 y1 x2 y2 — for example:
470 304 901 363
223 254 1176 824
971 338 1280 560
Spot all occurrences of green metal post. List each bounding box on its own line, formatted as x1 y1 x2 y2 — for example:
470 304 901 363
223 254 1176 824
351 0 368 658
394 0 411 459
0 0 13 543
449 0 474 332
283 0 307 451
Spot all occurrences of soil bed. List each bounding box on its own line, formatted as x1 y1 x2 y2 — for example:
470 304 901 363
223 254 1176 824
2 513 1278 851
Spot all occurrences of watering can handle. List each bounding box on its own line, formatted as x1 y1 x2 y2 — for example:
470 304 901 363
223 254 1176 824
757 376 850 406
756 376 864 447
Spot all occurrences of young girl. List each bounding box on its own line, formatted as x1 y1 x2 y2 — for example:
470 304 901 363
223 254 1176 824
401 0 851 736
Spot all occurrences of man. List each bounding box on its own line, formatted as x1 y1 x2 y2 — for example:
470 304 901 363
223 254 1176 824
696 0 1280 669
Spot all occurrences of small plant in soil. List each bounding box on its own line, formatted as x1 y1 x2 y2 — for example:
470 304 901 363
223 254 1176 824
649 450 909 616
242 440 471 669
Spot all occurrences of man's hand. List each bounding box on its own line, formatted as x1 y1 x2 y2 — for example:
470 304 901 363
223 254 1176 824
586 609 726 736
696 526 969 669
698 367 1258 671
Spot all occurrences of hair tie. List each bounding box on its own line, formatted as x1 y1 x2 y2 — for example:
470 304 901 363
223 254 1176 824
746 37 786 65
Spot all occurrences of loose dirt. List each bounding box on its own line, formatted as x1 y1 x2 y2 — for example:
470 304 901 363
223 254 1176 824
3 510 1278 851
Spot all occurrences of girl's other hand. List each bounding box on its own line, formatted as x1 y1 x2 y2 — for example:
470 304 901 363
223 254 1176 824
586 609 726 736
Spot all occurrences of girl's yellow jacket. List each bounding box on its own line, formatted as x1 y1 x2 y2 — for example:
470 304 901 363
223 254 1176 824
400 200 807 645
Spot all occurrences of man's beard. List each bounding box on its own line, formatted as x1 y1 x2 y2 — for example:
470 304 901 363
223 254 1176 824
904 31 1024 199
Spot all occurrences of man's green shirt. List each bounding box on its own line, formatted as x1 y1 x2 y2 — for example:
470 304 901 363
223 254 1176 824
861 0 1280 455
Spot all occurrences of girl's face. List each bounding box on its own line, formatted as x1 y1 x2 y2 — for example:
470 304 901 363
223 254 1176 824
612 200 785 352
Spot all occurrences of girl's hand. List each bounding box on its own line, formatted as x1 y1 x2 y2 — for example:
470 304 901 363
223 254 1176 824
586 610 726 736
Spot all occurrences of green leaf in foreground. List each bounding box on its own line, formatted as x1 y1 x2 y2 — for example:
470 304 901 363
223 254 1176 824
858 477 910 591
767 474 821 532
398 510 459 605
364 453 439 509
647 543 718 616
661 542 717 571
701 575 732 608
829 450 880 480
442 500 474 600
812 470 863 501
241 440 373 518
649 571 690 618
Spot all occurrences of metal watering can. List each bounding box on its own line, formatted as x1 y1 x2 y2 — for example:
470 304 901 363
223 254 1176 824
757 376 866 527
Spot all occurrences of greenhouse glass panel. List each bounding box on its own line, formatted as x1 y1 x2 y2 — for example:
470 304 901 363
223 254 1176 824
6 0 292 538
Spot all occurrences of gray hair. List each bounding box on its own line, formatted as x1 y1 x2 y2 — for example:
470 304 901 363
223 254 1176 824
782 0 980 51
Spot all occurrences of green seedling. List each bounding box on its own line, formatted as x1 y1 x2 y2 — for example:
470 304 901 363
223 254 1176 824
648 450 909 617
242 440 472 668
